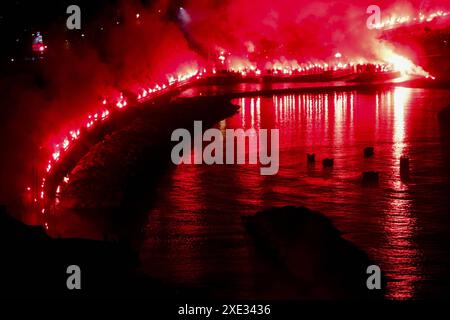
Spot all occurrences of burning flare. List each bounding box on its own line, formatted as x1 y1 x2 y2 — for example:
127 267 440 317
379 46 433 79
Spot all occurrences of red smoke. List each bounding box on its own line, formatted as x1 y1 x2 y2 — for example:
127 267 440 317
31 0 450 132
2 0 449 215
181 0 448 62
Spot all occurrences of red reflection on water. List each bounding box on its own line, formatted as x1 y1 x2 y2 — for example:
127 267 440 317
382 87 421 299
393 87 409 159
44 84 450 299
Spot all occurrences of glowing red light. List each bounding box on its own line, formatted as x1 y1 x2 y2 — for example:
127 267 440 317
35 52 436 222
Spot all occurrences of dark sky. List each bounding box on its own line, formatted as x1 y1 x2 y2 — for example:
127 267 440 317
1 0 446 63
0 0 127 61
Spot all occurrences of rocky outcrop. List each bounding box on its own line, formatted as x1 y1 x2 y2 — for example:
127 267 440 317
244 206 385 299
0 205 189 298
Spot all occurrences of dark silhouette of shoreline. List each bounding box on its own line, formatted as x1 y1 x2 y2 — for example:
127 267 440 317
1 96 240 298
0 205 175 298
1 203 385 299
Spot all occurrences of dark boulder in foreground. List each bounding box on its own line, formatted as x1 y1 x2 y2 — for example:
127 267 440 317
244 206 385 299
0 205 189 298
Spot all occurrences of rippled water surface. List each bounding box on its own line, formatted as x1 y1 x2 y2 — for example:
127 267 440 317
145 87 450 299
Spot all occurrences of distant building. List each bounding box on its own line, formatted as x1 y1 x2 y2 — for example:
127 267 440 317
31 32 46 54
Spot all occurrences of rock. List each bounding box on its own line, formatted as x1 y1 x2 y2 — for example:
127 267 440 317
322 158 334 168
362 171 379 186
0 205 186 298
307 153 316 163
243 206 385 299
364 147 374 158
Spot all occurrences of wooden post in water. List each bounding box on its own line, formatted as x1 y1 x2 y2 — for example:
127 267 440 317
400 156 410 181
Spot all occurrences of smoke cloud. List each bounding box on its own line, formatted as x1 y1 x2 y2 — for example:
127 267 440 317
1 0 448 213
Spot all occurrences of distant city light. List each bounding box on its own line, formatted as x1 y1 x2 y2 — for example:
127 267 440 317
32 31 46 53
